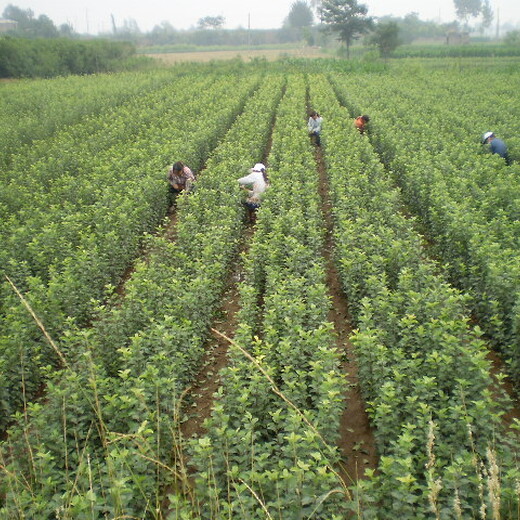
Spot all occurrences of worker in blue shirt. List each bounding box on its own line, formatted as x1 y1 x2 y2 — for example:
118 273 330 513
482 132 511 165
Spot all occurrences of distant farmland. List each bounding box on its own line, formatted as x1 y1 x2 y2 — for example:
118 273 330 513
145 46 330 63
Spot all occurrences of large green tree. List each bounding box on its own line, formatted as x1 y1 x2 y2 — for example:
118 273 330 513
504 29 520 45
197 15 225 30
368 21 401 59
2 4 59 38
480 0 493 31
319 0 373 58
285 1 314 29
310 0 322 16
378 13 451 44
453 0 493 29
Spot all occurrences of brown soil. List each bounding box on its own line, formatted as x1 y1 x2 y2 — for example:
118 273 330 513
176 140 379 495
115 197 244 445
179 226 254 442
161 222 254 517
487 350 520 430
145 47 330 65
313 144 379 483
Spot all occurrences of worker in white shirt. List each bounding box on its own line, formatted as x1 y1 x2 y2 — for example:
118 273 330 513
308 110 323 146
237 162 269 223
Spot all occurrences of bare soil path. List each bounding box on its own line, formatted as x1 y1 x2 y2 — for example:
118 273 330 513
179 226 253 442
145 47 330 65
487 350 520 430
177 147 272 442
161 218 253 516
313 143 379 483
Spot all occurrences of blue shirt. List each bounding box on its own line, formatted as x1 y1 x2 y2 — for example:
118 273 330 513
490 138 508 159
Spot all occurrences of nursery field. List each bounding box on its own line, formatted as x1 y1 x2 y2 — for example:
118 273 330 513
0 58 519 519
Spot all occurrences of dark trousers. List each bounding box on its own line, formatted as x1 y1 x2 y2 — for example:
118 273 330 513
310 131 321 146
244 201 260 223
168 185 182 206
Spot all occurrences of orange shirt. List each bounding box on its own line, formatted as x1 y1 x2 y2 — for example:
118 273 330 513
354 116 365 132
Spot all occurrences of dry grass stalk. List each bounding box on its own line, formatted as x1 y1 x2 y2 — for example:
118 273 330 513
453 488 463 519
425 421 442 519
486 448 501 520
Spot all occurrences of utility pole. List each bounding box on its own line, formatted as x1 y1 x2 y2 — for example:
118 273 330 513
495 8 499 40
248 12 251 45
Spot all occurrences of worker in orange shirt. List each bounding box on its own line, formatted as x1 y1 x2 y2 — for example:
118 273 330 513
354 115 370 134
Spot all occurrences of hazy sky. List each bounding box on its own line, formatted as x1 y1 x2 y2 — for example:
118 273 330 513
1 0 519 34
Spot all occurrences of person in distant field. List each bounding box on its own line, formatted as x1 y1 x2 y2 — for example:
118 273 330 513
167 161 196 194
308 110 323 146
481 131 511 165
237 162 269 223
354 115 370 134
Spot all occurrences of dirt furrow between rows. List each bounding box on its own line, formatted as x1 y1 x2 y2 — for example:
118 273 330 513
179 225 254 443
313 144 379 484
328 80 520 431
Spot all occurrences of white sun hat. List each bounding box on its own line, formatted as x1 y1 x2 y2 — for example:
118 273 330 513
482 131 494 144
252 163 266 172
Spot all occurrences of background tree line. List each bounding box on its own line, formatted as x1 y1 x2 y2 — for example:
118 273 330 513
2 1 511 49
0 38 143 78
1 4 75 38
2 0 520 78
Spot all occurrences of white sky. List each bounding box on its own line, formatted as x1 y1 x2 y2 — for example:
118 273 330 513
1 0 519 34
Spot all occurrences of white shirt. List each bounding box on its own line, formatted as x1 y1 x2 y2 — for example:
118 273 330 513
237 170 268 198
308 116 322 133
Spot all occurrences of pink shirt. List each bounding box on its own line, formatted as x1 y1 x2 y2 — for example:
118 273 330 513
168 165 195 189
